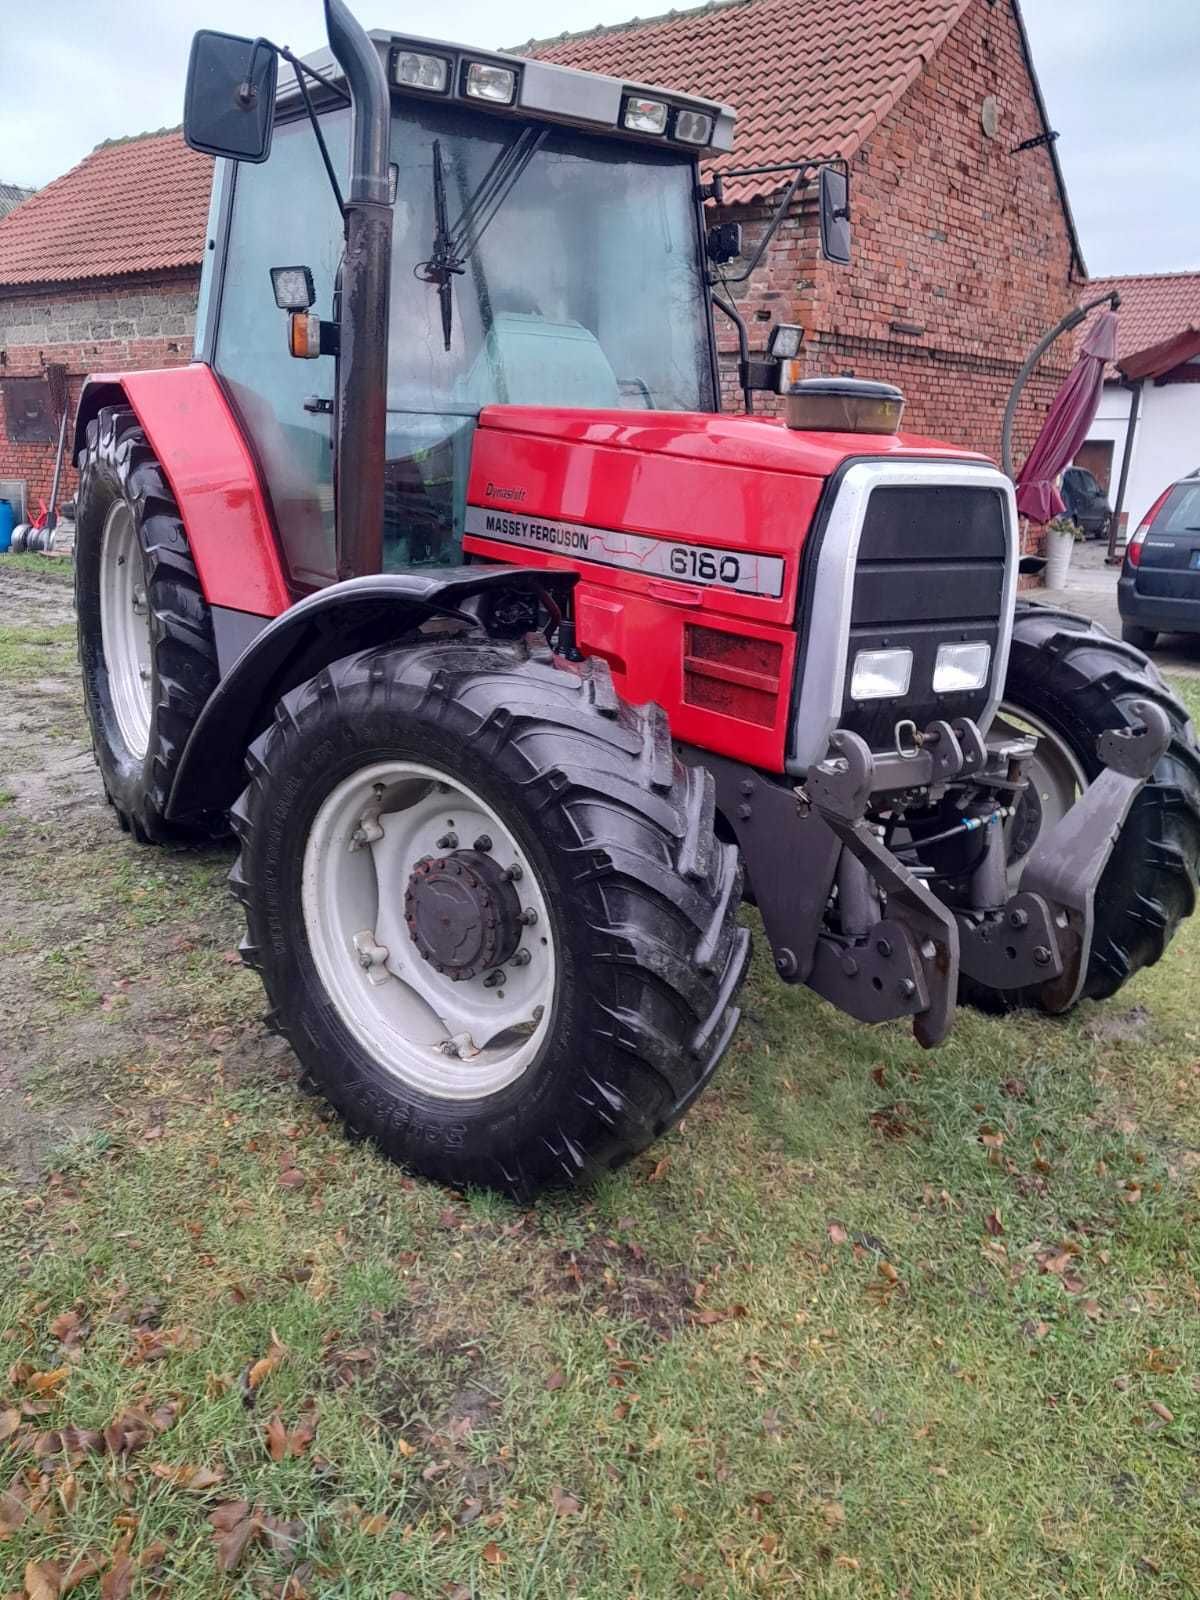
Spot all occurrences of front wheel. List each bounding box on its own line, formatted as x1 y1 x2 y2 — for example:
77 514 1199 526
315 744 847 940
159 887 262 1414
970 604 1200 1008
231 638 748 1196
75 405 220 842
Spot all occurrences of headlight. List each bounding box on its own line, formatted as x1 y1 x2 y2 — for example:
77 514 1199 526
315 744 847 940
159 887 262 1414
850 647 913 701
623 96 668 134
933 641 991 694
393 50 449 93
464 62 517 104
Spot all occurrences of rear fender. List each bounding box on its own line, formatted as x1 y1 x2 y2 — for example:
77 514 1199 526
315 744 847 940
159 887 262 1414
166 567 578 821
74 366 291 617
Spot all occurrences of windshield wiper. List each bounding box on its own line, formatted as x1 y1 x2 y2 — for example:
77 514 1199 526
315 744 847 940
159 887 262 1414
415 129 548 352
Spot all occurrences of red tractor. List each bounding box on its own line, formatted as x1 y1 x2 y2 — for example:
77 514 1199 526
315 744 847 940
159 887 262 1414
73 3 1200 1195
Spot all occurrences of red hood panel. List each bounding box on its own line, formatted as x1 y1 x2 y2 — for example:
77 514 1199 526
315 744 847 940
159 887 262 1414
477 405 992 477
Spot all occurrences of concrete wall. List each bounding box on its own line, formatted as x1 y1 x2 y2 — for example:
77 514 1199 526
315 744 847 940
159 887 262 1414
1085 370 1200 532
0 272 198 511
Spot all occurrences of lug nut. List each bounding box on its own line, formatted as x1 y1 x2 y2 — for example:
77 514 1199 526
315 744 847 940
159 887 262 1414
509 948 532 967
436 831 458 850
876 938 893 958
473 834 492 852
519 907 538 926
1009 908 1029 930
483 969 505 988
503 863 523 882
897 977 917 1000
1033 945 1053 967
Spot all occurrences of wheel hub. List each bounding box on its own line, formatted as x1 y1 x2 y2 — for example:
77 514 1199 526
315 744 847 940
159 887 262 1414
405 849 522 981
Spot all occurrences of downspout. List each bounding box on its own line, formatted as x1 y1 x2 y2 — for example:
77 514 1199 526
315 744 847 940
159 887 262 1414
1106 378 1143 565
324 0 392 580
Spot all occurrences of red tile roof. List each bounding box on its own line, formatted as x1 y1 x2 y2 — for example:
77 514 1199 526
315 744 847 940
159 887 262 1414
519 0 973 201
0 130 211 290
1086 272 1200 371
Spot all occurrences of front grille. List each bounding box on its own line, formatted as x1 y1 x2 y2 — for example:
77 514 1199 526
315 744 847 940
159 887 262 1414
840 484 1008 750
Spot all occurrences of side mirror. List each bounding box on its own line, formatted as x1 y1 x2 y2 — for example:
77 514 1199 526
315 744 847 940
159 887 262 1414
819 165 851 265
706 221 743 265
184 30 278 164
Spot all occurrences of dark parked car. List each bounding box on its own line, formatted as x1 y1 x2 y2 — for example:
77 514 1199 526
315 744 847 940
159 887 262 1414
1061 465 1111 539
1119 471 1200 649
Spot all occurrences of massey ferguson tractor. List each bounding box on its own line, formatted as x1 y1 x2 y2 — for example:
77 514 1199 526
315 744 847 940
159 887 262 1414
72 1 1200 1195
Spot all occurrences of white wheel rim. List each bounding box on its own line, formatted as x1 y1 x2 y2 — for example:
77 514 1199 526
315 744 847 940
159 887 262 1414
994 703 1088 891
301 760 556 1100
99 501 153 759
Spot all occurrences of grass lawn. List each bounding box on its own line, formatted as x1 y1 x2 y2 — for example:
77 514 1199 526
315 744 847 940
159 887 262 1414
1 558 1198 1598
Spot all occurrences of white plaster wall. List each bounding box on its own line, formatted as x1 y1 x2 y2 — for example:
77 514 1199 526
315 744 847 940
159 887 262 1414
1081 372 1200 532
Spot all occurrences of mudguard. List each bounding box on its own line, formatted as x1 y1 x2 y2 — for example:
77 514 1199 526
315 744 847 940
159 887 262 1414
74 366 291 617
166 566 577 821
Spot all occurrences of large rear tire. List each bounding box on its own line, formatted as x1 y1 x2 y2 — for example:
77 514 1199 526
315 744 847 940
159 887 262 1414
230 638 749 1196
971 603 1200 1008
75 406 220 843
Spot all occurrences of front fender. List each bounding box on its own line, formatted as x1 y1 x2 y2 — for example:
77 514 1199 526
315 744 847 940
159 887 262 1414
166 566 577 821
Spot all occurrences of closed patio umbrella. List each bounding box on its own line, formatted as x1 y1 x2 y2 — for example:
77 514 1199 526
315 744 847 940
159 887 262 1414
1014 308 1119 522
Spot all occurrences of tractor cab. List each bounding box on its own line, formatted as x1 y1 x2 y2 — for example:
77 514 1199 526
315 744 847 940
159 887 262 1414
191 29 733 589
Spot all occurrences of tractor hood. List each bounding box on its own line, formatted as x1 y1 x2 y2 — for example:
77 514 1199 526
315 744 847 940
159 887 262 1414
473 405 991 479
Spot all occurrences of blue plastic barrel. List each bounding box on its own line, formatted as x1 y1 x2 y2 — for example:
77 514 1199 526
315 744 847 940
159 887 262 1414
0 500 13 554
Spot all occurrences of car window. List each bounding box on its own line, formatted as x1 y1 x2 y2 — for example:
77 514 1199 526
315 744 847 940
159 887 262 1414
1153 482 1200 536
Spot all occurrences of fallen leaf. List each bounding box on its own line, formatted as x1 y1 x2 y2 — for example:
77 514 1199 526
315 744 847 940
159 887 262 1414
99 1549 133 1600
24 1562 60 1600
648 1156 670 1183
278 1169 306 1192
437 1208 462 1230
396 1438 416 1459
58 1554 104 1595
760 1533 778 1554
1149 1401 1174 1424
0 1485 32 1536
820 1500 846 1527
550 1486 581 1517
482 1541 505 1565
149 1462 224 1491
360 1512 389 1535
1022 1319 1050 1341
544 1369 566 1392
216 1513 261 1573
827 1223 848 1245
1083 1299 1102 1320
25 1370 69 1398
690 1304 747 1326
984 1211 1004 1237
264 1411 317 1462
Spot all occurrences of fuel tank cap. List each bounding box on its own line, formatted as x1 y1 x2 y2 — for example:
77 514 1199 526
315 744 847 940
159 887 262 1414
784 376 904 434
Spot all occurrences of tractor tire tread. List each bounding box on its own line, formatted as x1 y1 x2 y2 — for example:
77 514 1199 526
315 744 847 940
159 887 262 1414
231 635 749 1196
75 404 221 843
977 602 1200 1007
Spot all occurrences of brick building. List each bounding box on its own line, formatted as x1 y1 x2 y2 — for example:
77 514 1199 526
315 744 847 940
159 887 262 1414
0 131 210 520
524 0 1086 463
0 0 1083 523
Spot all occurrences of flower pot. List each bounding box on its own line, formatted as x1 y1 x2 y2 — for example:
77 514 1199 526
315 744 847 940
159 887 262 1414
1043 527 1075 588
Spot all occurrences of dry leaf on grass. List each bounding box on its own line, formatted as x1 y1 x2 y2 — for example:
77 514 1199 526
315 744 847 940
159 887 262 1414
150 1462 224 1491
23 1563 60 1600
482 1541 505 1565
550 1486 581 1517
264 1412 316 1463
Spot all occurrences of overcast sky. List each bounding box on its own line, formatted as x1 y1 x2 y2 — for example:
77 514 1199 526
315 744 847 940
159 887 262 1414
1 0 1195 278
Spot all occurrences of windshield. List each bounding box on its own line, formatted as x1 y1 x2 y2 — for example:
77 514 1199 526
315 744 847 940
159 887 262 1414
389 98 715 415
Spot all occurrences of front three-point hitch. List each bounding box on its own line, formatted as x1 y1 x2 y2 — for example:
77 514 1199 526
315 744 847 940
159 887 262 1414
696 700 1172 1047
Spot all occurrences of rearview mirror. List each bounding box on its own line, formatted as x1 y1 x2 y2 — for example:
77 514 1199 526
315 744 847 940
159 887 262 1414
819 165 851 265
184 30 278 164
